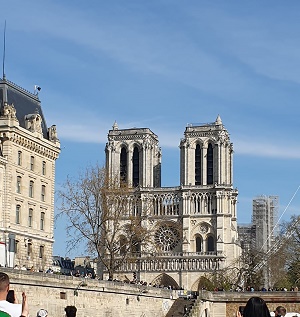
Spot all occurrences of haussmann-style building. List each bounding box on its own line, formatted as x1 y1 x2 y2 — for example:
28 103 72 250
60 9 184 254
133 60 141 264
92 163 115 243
0 76 60 271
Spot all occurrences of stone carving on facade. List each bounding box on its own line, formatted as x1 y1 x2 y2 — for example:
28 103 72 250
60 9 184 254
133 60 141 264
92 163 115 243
105 139 116 152
148 219 155 226
1 102 17 119
24 111 43 134
48 125 58 142
155 146 162 158
191 219 197 226
143 134 152 150
217 129 229 144
199 223 208 234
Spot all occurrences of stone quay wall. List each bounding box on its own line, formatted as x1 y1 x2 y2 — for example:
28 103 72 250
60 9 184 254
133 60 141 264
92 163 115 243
2 268 173 317
198 291 300 317
4 268 300 317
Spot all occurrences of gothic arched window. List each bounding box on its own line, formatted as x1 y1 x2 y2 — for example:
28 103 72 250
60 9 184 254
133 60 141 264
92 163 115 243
196 236 202 253
207 143 213 185
132 146 139 187
195 144 202 185
207 236 215 252
120 147 127 183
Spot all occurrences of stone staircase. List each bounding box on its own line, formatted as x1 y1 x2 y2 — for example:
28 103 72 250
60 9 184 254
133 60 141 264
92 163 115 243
185 297 203 317
165 298 196 317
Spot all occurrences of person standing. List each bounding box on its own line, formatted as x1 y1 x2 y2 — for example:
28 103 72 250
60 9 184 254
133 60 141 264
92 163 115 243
65 306 77 317
0 273 22 317
236 297 271 317
275 306 287 317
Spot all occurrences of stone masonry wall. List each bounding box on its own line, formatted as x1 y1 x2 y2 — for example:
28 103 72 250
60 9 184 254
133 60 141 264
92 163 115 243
4 269 173 317
199 291 300 317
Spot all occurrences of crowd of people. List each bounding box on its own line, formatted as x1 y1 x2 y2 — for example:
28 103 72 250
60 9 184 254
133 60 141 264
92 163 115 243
0 272 77 317
2 270 300 317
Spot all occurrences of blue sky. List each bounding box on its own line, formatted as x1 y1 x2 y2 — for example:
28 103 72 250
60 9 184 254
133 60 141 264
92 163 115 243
2 1 300 258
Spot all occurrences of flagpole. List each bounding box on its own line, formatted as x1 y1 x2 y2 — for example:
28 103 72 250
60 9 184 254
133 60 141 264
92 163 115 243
2 20 6 79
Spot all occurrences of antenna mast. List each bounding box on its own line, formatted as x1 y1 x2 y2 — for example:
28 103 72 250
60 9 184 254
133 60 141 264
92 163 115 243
2 20 6 79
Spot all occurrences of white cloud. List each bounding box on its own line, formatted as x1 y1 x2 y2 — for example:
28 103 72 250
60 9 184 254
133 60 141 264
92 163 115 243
235 139 300 159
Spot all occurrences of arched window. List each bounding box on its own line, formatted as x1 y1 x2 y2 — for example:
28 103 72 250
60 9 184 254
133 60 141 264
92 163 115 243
29 180 34 198
196 236 202 253
16 205 21 224
207 143 213 185
16 176 21 194
120 147 127 183
195 144 202 185
132 147 139 187
207 236 215 252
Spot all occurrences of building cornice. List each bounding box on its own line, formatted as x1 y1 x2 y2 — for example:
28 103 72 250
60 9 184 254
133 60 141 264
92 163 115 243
0 125 60 159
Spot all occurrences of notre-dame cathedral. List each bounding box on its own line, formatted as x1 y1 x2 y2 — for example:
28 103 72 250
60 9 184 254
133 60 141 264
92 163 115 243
105 115 240 290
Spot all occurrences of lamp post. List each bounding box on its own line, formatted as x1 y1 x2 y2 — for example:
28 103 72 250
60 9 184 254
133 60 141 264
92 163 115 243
74 281 87 305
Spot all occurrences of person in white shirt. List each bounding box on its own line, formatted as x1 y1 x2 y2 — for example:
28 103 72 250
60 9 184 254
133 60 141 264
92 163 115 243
0 272 27 317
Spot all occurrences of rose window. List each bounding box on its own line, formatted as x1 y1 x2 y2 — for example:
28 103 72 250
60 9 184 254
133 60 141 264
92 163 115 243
155 223 180 251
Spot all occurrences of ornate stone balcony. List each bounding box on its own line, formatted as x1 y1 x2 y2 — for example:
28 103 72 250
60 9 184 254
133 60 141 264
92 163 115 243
115 251 225 273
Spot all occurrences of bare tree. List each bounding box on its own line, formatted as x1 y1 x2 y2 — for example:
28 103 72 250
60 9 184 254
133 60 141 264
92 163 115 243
57 165 153 280
282 215 300 288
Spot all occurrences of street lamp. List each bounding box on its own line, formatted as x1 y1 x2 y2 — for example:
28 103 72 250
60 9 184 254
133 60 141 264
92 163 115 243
74 281 87 296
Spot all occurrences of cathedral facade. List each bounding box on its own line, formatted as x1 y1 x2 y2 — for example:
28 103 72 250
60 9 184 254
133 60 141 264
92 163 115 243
105 115 240 290
0 77 60 270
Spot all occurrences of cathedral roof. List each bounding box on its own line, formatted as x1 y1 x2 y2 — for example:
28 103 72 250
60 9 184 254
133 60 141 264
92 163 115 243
0 77 49 139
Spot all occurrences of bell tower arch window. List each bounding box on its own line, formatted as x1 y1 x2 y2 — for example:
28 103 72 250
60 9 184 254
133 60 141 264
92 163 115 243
207 143 213 185
207 236 215 252
195 144 202 185
132 146 139 187
120 147 127 183
196 236 202 253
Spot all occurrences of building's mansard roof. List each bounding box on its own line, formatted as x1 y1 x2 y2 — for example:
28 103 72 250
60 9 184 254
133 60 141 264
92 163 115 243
0 77 49 139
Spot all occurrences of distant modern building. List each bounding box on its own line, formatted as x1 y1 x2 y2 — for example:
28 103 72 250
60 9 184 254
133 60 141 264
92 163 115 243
0 76 60 270
105 115 241 290
238 195 279 255
252 195 279 253
237 224 256 252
